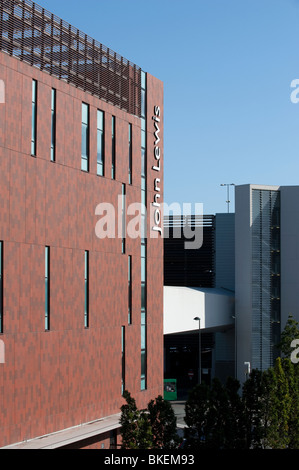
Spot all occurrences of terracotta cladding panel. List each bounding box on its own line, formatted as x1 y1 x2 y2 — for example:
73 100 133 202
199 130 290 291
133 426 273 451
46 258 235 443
57 331 71 415
74 172 86 249
0 63 7 146
40 332 61 417
5 68 22 152
125 324 141 394
0 146 10 240
115 117 128 184
67 168 78 249
147 323 164 392
0 336 15 427
125 184 142 257
45 163 69 247
131 124 141 187
14 332 41 428
25 157 37 245
19 244 32 333
35 158 47 245
93 178 123 254
36 82 51 160
55 90 66 165
21 75 32 156
97 253 126 327
9 151 26 243
85 173 100 252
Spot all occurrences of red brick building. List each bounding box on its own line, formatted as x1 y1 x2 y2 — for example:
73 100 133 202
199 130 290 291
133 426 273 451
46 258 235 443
0 0 163 449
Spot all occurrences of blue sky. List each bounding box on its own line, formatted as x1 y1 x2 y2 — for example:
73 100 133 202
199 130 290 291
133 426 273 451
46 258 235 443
39 0 299 214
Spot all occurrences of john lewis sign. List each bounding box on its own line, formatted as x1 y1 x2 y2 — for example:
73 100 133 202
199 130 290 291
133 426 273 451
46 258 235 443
152 105 162 236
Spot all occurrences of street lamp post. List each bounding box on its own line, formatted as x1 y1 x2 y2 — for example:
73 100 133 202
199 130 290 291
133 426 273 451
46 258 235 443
194 317 201 385
220 183 235 213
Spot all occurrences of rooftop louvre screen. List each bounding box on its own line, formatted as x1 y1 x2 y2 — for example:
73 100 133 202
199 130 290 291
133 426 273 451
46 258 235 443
0 0 142 117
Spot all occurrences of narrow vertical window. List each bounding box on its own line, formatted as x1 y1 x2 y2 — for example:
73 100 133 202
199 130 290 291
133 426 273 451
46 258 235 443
128 256 132 325
141 240 147 391
141 120 146 182
31 80 37 156
81 103 89 172
51 88 56 162
128 124 132 184
0 241 3 334
141 324 146 391
45 246 50 331
84 250 89 328
97 109 104 176
121 326 125 395
122 184 126 254
141 244 146 317
111 116 115 179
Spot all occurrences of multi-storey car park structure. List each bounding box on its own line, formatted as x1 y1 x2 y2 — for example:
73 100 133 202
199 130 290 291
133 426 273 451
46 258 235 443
0 0 163 449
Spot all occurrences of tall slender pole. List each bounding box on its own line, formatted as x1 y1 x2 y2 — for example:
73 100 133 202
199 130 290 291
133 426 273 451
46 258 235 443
227 185 229 213
220 184 235 213
194 317 201 384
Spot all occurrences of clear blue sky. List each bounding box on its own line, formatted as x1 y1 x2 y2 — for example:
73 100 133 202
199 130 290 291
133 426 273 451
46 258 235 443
39 0 299 214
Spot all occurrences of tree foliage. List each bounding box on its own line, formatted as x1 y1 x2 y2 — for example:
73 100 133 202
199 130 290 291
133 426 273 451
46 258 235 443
147 395 180 449
120 390 153 449
120 391 179 449
184 378 246 449
277 314 299 357
120 317 299 449
183 316 299 449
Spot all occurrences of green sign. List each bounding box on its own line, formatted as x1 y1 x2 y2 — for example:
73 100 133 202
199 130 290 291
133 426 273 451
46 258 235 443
163 379 177 401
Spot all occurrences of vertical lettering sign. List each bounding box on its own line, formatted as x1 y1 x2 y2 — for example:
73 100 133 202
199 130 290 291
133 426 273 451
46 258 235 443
152 106 162 236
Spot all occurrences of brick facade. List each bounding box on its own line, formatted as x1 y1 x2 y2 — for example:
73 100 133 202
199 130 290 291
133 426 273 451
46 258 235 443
0 44 163 448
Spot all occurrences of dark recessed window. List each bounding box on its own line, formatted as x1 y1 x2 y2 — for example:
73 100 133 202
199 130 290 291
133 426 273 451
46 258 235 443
122 184 126 254
45 246 50 331
129 124 132 184
111 116 115 179
31 80 37 156
81 103 89 172
141 326 147 391
97 110 105 176
51 88 56 162
84 250 89 328
128 256 132 325
122 326 125 395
